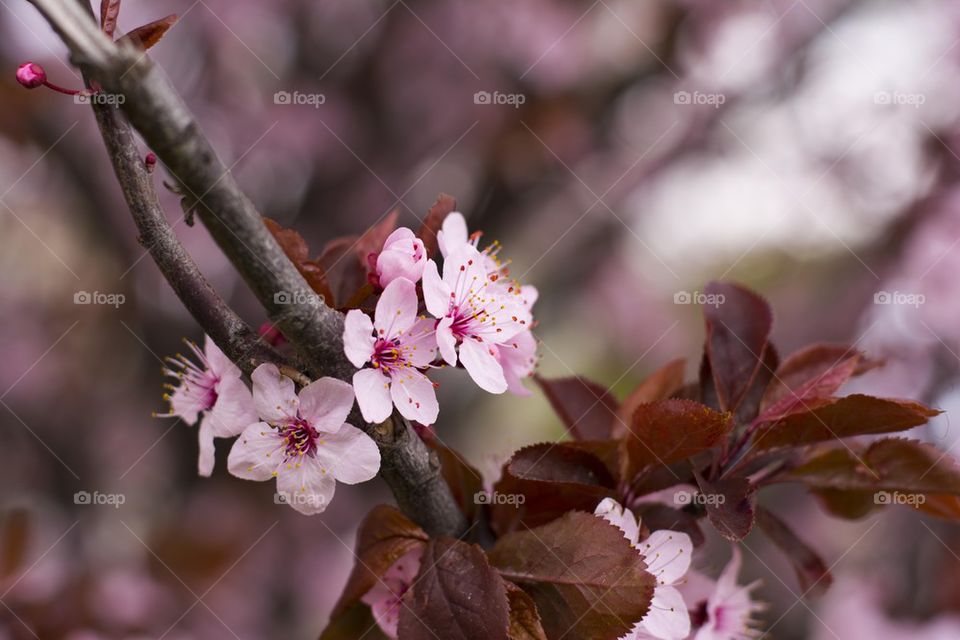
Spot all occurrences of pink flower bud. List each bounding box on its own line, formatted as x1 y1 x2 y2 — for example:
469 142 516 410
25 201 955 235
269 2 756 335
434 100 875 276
145 153 157 172
16 62 46 89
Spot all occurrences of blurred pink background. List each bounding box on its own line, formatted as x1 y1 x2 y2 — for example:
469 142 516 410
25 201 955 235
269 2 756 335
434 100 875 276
3 0 960 637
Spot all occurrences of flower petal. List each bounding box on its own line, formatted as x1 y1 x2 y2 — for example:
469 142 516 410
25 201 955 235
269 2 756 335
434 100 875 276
203 335 239 378
276 457 336 515
344 310 376 368
299 377 355 433
640 530 693 586
437 211 468 258
421 259 450 318
227 422 282 481
353 368 393 424
315 423 381 484
375 278 418 338
404 317 438 368
207 375 257 437
251 363 298 424
197 415 217 477
458 338 507 393
436 317 458 366
389 370 439 425
641 585 690 640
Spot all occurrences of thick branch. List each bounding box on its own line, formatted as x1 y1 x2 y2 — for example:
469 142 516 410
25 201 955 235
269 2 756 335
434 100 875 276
27 0 466 537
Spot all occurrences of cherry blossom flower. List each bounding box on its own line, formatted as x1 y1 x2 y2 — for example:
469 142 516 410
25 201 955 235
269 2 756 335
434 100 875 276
361 547 423 639
422 244 532 393
688 548 763 640
158 336 256 477
437 212 539 394
343 278 439 424
371 227 427 288
595 498 693 640
227 364 380 515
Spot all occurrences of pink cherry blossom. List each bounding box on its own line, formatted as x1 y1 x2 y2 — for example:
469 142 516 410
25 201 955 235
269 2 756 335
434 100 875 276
437 212 539 394
422 244 531 393
343 278 439 424
595 498 693 640
689 548 763 640
361 546 423 639
227 363 380 515
373 227 427 288
158 336 256 477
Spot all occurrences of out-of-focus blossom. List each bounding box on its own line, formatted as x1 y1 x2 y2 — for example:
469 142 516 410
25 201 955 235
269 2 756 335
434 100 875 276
684 548 763 640
594 498 692 640
361 546 423 639
372 227 427 288
344 278 439 424
158 336 256 476
227 364 379 515
423 244 532 394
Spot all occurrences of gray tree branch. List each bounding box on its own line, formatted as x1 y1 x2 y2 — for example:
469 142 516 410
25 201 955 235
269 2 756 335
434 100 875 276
27 0 466 537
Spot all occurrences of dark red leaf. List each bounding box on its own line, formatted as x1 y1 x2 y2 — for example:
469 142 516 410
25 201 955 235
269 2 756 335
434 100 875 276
427 441 485 522
398 537 510 640
811 488 880 520
100 0 121 37
264 218 334 304
621 399 733 479
491 443 616 534
734 344 779 424
633 503 705 547
317 235 363 308
329 505 428 619
756 351 866 424
784 438 960 495
418 193 457 259
756 507 832 597
761 344 882 411
504 581 547 640
489 511 656 640
751 395 939 452
694 470 756 541
703 281 773 413
613 358 686 435
356 209 399 264
535 376 619 440
319 602 389 640
119 14 178 50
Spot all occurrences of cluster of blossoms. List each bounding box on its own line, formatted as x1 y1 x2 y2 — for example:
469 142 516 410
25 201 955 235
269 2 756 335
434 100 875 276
159 212 538 515
346 212 539 426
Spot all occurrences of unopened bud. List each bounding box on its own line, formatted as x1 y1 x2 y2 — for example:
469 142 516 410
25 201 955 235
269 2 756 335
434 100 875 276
16 62 46 89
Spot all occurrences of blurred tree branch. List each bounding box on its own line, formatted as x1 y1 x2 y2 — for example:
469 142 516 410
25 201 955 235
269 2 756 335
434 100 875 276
26 0 466 537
